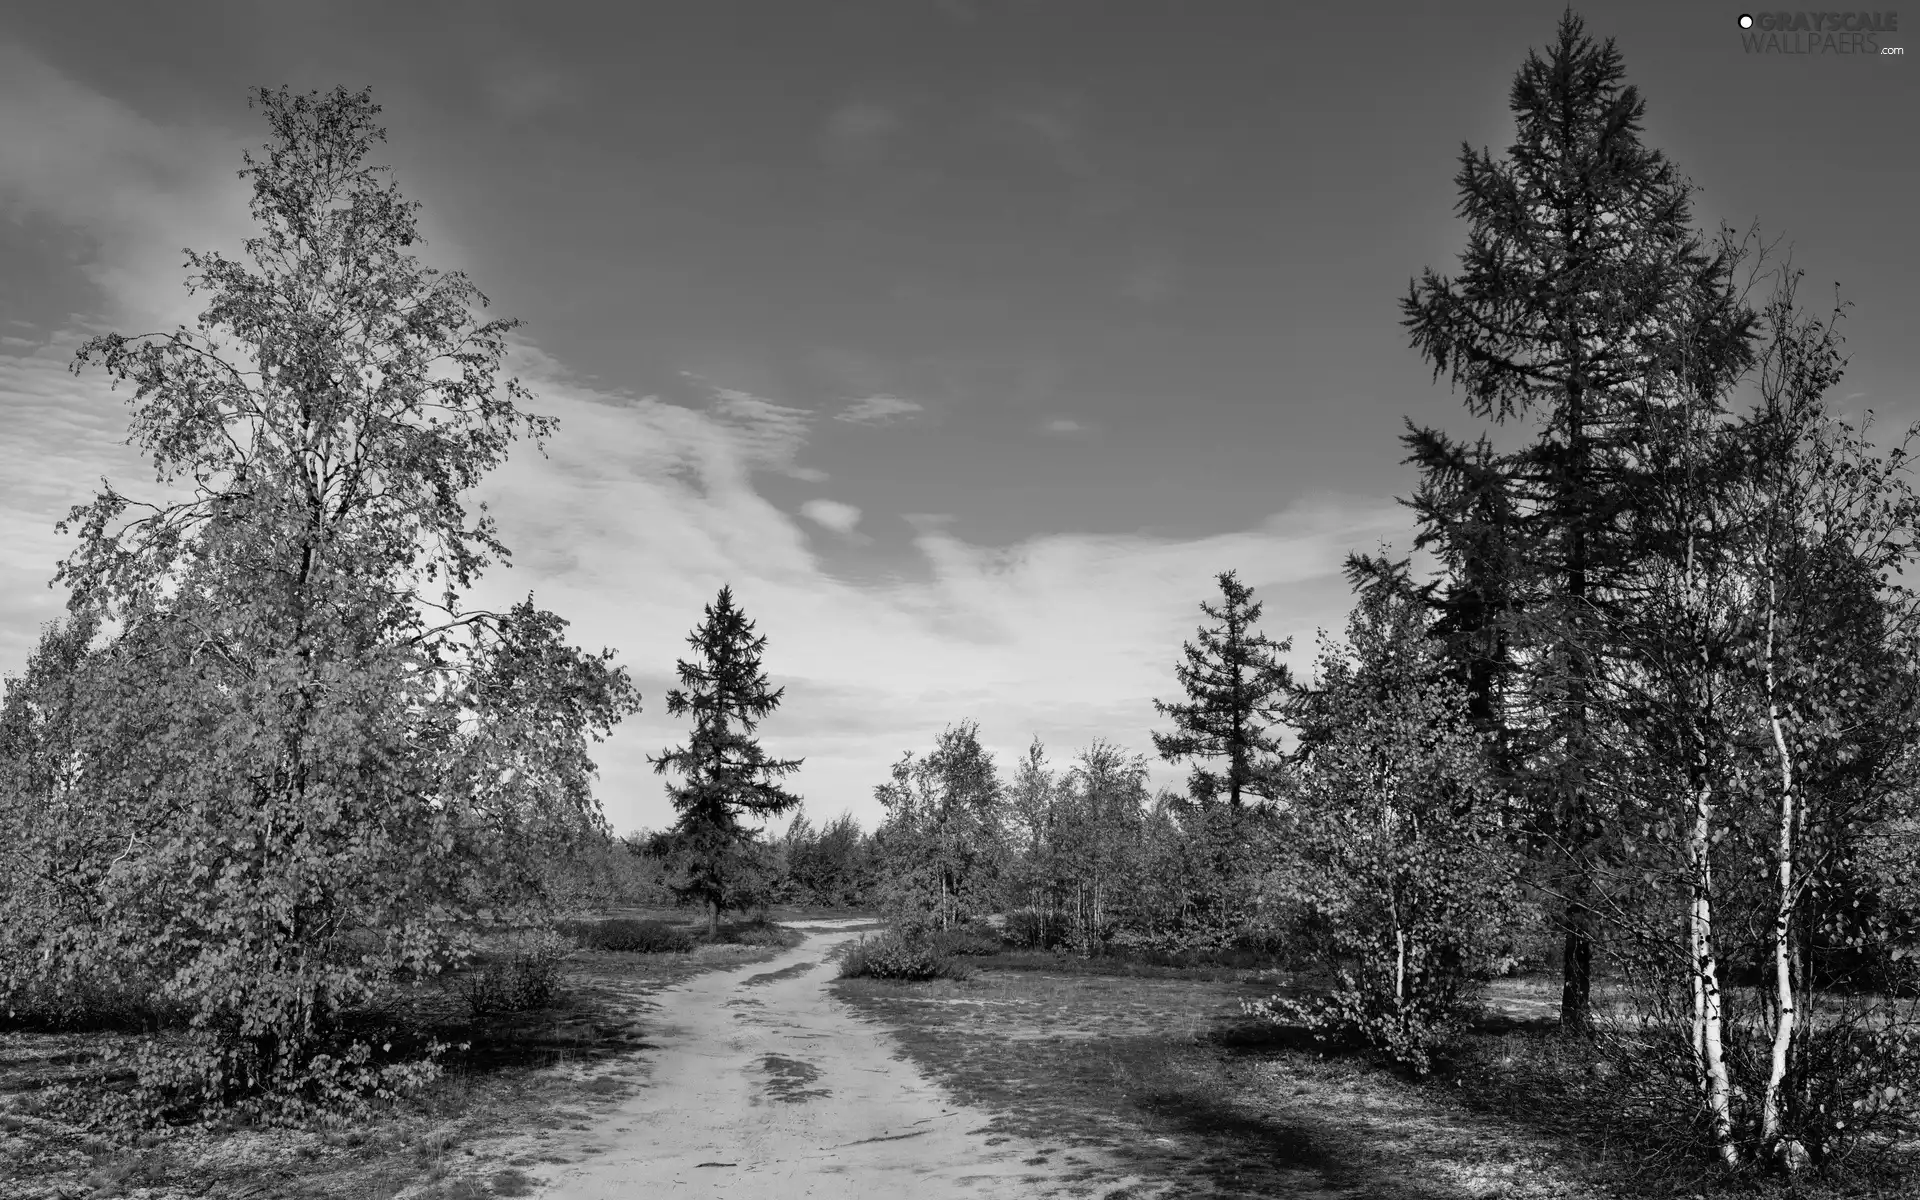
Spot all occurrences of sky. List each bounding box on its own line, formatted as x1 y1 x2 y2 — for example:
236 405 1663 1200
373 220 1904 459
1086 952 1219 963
1 1 1913 837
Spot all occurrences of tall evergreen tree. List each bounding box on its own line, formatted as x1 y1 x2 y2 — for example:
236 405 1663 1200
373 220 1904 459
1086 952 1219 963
1151 570 1293 808
1398 9 1755 1029
649 585 803 934
1398 429 1522 760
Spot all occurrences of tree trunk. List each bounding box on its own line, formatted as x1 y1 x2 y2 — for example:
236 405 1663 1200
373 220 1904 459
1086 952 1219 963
708 897 721 939
1560 903 1594 1032
1687 775 1741 1168
1759 573 1802 1167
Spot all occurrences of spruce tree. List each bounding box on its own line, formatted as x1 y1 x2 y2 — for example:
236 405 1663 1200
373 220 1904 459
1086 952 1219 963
649 585 803 934
1398 9 1754 1029
1151 570 1293 808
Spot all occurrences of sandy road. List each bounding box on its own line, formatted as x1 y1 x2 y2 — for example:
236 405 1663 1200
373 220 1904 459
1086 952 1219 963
522 919 1153 1199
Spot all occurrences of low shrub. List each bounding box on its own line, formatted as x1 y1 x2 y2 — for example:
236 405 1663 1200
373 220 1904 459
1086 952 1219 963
927 925 1001 957
556 917 694 953
1003 908 1071 951
713 916 800 948
0 964 186 1033
838 934 972 982
454 931 572 1019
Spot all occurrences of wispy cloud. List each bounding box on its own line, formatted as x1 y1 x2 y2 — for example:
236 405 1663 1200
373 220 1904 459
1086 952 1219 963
465 349 1411 831
679 372 825 482
799 498 864 537
834 393 924 426
1043 417 1086 434
819 102 905 167
0 42 1418 838
0 41 252 332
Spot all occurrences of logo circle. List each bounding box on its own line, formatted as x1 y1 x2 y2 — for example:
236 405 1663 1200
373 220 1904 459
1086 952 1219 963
1738 12 1754 27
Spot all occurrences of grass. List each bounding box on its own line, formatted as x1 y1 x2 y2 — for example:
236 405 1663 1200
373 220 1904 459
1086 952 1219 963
833 949 1919 1198
555 917 696 953
704 915 807 950
0 913 800 1200
831 961 1671 1199
762 905 882 923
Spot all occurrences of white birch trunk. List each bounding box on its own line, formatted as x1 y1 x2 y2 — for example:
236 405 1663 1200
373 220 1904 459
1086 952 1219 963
1759 573 1802 1167
1687 780 1740 1168
1681 529 1741 1167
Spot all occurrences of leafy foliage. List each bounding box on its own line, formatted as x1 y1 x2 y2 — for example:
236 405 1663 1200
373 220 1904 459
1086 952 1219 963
872 721 1008 929
454 931 574 1019
1255 570 1518 1072
837 932 973 982
556 918 695 954
0 85 638 1123
1002 908 1072 951
773 810 878 906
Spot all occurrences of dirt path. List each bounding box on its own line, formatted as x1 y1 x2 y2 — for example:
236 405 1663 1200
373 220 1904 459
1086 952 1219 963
520 920 1156 1199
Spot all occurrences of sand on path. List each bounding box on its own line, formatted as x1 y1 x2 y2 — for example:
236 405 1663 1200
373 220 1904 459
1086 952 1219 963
518 920 1157 1199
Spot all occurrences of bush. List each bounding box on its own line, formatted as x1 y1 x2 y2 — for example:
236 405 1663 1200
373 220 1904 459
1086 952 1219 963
0 960 185 1032
838 934 972 981
455 931 572 1018
556 917 694 953
1003 908 1071 950
927 924 1001 957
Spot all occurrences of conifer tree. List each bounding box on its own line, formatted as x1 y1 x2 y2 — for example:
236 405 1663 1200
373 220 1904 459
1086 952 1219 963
1397 429 1521 760
1398 9 1755 1029
1151 570 1293 808
649 585 803 934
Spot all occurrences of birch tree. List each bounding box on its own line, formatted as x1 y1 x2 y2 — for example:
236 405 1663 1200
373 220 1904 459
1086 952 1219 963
5 85 639 1118
873 721 1006 930
1259 566 1516 1072
1607 260 1920 1172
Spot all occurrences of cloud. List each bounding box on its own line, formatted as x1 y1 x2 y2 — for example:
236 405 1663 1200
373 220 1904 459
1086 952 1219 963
0 336 203 675
833 393 924 426
820 102 905 167
679 372 825 482
800 499 864 537
0 41 254 332
1043 417 1085 434
0 43 1422 841
462 351 1411 834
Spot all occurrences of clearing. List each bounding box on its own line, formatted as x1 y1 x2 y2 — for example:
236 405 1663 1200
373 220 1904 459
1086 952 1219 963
498 918 1161 1198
